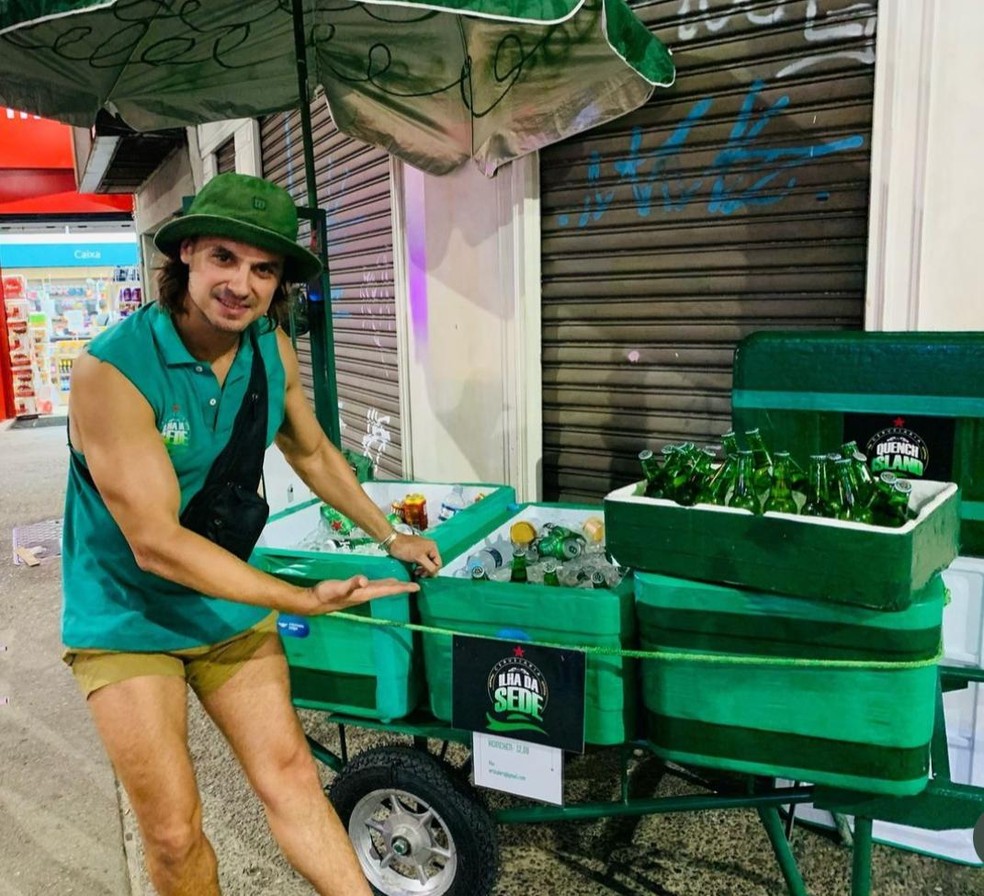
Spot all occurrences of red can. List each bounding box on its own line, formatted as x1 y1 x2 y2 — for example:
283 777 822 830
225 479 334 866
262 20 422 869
402 493 428 531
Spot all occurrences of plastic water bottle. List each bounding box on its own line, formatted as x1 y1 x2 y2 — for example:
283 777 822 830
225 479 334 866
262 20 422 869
438 485 466 522
466 547 505 576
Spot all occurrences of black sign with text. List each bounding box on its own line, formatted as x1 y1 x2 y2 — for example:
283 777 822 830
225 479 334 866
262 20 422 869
451 635 585 753
843 413 955 481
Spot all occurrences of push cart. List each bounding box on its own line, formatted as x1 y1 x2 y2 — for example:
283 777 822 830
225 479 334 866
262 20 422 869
258 486 984 896
295 646 983 896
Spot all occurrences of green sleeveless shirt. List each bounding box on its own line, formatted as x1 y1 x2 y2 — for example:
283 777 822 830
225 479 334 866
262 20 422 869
62 303 286 650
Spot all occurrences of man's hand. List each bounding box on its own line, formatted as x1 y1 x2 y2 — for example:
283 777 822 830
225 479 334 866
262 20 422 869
388 534 442 577
300 576 420 615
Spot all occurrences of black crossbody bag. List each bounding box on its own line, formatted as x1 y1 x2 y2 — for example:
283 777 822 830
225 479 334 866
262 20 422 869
73 329 271 561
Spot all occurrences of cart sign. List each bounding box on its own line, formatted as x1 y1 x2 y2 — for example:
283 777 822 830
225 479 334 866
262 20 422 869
451 635 585 753
842 413 955 481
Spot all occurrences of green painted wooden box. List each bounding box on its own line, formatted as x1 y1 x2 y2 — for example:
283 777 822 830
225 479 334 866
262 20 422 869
636 571 946 796
417 504 638 746
252 480 515 721
605 479 959 610
731 330 984 556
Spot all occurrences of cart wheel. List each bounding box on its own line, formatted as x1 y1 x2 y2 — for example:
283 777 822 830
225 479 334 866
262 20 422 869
329 745 499 896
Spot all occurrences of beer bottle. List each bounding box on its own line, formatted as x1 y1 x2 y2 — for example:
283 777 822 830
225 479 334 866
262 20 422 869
745 428 773 492
677 447 716 506
763 454 798 514
774 450 807 493
542 560 561 587
850 451 876 507
510 549 528 584
886 478 914 527
868 472 899 526
638 449 664 497
820 458 844 518
833 458 872 524
697 454 737 505
661 451 691 503
840 440 860 459
589 570 609 590
728 451 761 514
800 455 829 517
721 431 740 458
471 566 489 583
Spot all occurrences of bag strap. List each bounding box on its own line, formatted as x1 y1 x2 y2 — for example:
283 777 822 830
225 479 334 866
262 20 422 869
71 327 268 495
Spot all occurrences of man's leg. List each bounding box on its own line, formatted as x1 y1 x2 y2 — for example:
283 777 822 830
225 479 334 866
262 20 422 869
85 672 220 896
196 635 373 896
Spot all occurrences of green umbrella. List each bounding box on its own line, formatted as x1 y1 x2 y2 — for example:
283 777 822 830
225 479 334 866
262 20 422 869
0 0 674 177
0 0 674 448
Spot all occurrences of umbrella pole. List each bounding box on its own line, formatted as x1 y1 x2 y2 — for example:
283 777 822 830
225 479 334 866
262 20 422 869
292 0 342 449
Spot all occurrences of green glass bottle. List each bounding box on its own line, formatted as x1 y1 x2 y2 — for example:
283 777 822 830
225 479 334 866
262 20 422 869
638 449 664 497
510 549 528 583
471 566 488 583
728 451 761 514
833 458 872 524
745 428 773 492
763 454 798 514
774 450 807 493
676 447 716 506
840 439 859 459
868 471 898 526
590 570 609 589
721 431 740 458
542 560 560 587
886 478 914 527
850 450 876 507
800 455 829 517
697 454 737 505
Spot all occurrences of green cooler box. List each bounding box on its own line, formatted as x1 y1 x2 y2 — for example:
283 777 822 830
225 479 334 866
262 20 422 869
418 504 638 746
605 478 959 611
636 571 946 796
253 480 515 722
730 331 984 556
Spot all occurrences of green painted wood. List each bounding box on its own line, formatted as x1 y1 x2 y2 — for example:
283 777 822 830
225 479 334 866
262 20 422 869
605 481 959 610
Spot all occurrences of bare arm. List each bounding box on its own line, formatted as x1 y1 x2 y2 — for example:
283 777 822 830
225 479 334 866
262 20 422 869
69 351 417 614
273 329 442 575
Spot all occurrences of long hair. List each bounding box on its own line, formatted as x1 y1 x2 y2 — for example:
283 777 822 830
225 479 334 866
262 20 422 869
155 250 290 329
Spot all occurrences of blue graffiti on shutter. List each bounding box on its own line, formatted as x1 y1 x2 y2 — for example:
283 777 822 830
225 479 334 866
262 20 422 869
556 81 864 226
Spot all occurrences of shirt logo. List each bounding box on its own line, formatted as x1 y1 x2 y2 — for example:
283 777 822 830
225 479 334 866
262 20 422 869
161 405 191 449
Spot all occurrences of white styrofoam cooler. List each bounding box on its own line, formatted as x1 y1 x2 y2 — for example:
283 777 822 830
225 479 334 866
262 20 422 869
785 555 984 865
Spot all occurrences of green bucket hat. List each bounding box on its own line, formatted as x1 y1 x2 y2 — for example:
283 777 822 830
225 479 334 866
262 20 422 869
154 173 322 283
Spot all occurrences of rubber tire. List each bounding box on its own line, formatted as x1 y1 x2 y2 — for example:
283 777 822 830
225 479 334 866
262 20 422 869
329 745 499 896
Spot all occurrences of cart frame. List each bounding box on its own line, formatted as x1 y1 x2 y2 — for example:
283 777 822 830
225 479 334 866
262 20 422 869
300 662 984 896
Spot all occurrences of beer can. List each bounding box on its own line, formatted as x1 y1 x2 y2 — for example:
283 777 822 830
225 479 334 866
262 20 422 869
402 493 428 530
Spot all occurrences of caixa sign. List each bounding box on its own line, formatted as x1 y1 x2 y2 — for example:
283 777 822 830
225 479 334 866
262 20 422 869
0 241 137 268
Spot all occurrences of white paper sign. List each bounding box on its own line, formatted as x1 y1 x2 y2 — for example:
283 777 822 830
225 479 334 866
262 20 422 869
472 732 563 805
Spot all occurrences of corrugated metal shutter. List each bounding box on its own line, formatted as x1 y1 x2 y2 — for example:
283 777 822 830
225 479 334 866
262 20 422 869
260 92 402 478
215 136 236 174
539 0 878 501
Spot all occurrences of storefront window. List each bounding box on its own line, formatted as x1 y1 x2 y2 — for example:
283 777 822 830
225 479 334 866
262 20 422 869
1 236 140 417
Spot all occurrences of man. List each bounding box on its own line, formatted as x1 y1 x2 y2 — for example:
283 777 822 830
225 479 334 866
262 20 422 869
62 172 441 896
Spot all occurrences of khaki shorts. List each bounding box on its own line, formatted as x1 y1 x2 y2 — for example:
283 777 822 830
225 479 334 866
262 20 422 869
63 612 280 699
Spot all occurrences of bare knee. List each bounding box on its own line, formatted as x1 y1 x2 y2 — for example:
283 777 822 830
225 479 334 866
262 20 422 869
251 737 323 812
141 806 208 870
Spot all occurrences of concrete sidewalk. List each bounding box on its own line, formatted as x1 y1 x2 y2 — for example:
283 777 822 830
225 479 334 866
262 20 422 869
1 421 981 896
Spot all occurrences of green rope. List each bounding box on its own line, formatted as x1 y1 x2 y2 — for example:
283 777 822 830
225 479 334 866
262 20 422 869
331 611 942 671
